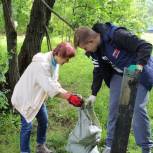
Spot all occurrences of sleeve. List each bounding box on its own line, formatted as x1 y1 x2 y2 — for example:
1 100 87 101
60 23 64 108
91 67 104 96
91 58 104 96
36 66 67 98
113 28 152 65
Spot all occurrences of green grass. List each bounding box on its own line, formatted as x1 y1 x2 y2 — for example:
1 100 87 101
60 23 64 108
0 33 153 153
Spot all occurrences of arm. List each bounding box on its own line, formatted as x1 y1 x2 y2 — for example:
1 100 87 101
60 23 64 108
36 66 83 107
56 92 70 99
36 70 67 98
91 65 104 96
85 66 104 105
113 28 152 66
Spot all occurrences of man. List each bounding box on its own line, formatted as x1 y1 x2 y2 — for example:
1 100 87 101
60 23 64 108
74 22 153 153
11 42 83 153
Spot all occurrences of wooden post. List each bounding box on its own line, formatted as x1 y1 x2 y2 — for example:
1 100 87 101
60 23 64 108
110 68 140 153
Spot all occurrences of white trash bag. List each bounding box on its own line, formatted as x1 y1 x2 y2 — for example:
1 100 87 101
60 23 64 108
66 104 102 153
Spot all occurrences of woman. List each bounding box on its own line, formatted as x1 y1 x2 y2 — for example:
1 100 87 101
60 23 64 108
11 42 83 153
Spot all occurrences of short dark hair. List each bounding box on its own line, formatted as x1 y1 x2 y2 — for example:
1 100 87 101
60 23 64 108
74 27 97 48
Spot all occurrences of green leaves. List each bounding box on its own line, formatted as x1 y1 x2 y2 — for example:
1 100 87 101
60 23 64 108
0 0 152 34
0 50 8 83
0 91 9 111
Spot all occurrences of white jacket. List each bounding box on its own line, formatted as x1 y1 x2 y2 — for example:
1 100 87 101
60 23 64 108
11 52 66 123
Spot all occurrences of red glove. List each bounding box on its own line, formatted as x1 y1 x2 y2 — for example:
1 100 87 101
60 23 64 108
68 95 83 107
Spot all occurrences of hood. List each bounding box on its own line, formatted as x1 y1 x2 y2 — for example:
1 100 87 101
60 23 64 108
92 22 110 35
32 52 52 63
32 52 59 76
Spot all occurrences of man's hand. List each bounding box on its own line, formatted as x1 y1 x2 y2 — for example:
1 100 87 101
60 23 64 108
128 64 143 73
68 95 84 107
86 95 96 105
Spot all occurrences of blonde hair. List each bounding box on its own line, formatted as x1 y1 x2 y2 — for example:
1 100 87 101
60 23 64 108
74 27 97 48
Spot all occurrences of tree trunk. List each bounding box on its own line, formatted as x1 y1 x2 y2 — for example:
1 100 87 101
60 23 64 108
1 0 20 103
18 0 55 75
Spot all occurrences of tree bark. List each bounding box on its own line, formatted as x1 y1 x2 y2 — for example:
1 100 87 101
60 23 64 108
18 0 55 75
1 0 20 103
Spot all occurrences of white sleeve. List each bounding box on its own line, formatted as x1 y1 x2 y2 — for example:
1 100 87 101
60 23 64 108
36 66 67 98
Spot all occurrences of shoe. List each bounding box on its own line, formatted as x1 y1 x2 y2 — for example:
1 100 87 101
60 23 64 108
102 146 111 153
36 144 53 153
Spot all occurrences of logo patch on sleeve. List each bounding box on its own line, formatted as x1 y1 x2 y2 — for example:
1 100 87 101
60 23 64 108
113 48 120 58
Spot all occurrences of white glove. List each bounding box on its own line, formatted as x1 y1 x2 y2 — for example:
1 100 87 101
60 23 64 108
86 95 96 105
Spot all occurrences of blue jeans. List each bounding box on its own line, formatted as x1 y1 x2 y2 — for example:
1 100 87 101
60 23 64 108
20 104 48 153
106 74 153 153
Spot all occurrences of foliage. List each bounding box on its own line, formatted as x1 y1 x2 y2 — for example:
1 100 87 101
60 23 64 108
146 0 153 27
0 0 32 34
0 52 7 83
12 0 32 33
0 113 20 153
51 0 153 37
0 42 9 112
0 4 5 33
0 91 9 112
0 0 152 35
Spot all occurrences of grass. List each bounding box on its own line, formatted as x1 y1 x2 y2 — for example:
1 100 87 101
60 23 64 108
0 33 153 153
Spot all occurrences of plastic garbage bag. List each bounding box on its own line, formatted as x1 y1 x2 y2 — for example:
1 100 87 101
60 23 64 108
66 104 102 153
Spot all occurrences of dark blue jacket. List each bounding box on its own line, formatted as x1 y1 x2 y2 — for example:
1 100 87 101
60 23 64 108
88 23 153 95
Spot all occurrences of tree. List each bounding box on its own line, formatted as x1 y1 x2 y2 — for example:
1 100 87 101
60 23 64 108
18 0 56 75
1 0 20 103
1 0 56 107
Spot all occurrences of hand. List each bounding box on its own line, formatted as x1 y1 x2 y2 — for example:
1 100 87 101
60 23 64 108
127 64 143 73
68 94 84 107
86 95 96 105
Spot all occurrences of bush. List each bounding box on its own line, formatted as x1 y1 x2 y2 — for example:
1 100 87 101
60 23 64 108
0 91 9 113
